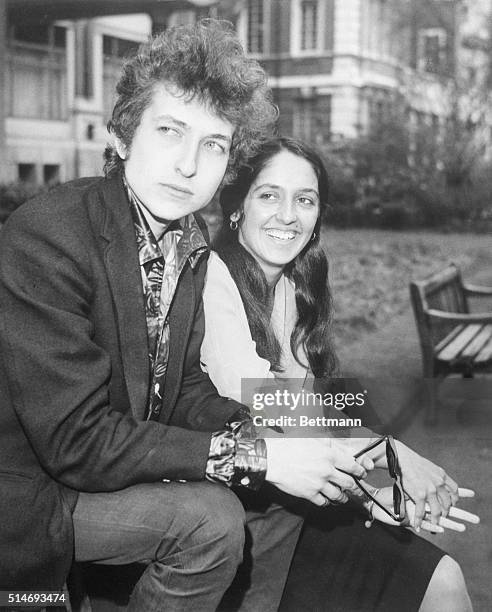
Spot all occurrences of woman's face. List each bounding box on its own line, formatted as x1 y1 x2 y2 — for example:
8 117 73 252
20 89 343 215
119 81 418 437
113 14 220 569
236 150 320 283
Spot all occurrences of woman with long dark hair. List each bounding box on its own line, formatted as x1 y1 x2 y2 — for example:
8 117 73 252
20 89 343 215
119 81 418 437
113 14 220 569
213 136 335 380
201 136 477 611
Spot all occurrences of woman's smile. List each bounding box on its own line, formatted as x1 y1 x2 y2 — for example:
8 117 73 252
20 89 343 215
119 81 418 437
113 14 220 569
237 150 320 284
264 228 299 242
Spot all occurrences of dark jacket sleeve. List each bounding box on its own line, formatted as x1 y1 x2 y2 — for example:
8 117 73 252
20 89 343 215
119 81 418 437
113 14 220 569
0 202 212 492
169 289 247 432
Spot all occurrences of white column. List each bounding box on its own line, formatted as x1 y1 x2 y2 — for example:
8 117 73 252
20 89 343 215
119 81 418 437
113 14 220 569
332 0 362 81
331 0 363 138
333 0 361 56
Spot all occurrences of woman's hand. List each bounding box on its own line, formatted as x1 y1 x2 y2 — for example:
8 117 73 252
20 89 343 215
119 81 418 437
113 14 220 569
343 437 462 529
393 441 461 529
365 486 480 533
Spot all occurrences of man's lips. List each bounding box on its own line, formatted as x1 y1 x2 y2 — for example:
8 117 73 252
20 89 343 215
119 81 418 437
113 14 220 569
160 183 194 196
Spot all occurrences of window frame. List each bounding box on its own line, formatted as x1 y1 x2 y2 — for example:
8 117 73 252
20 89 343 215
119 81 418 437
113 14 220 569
290 0 326 57
7 24 68 120
418 27 447 74
238 0 271 57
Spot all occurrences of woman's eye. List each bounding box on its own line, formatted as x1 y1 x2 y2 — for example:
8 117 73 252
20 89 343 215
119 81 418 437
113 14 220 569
259 192 279 201
297 196 317 207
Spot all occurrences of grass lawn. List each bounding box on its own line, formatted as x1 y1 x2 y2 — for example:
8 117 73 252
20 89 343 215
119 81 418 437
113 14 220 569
321 228 492 348
188 212 491 352
204 213 490 342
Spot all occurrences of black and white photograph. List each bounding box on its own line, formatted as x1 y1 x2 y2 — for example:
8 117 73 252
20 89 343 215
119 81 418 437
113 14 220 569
0 1 490 611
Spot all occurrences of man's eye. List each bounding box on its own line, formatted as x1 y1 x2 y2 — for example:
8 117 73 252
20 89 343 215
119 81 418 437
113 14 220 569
204 141 226 154
158 126 179 136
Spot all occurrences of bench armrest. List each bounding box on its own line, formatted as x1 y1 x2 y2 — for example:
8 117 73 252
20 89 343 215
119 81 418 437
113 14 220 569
463 282 492 297
427 309 492 324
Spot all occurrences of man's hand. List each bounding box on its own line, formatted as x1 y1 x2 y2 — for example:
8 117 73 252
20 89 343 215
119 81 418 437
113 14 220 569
264 438 373 506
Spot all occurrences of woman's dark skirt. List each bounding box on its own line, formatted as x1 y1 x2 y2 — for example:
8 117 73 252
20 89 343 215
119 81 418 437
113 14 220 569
280 502 444 612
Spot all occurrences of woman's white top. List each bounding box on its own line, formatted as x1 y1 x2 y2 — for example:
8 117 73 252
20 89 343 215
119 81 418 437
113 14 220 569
200 251 309 403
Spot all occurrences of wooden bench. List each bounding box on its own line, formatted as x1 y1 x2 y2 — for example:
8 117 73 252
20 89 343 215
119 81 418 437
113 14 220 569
410 263 492 422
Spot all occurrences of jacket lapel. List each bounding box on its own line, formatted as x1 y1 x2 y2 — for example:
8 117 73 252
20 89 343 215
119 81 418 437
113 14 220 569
91 175 150 420
161 263 196 422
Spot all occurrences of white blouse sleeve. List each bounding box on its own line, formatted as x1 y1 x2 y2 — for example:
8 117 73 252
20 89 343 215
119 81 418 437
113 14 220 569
201 251 274 402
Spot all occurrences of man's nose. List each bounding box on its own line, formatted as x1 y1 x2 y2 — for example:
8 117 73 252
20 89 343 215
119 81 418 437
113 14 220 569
276 200 297 224
175 142 198 178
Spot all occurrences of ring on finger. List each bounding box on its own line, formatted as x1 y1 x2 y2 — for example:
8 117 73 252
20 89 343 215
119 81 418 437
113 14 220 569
328 491 345 506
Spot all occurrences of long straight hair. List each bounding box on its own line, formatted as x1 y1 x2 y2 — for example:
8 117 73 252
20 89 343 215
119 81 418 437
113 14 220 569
214 136 338 377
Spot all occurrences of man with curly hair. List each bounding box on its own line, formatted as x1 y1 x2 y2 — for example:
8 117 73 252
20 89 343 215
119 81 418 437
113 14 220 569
0 20 368 611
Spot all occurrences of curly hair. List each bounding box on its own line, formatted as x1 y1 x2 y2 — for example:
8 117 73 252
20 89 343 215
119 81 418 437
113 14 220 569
214 136 338 378
103 19 278 181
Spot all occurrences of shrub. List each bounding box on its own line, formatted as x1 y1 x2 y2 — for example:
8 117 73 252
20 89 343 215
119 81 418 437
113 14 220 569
0 182 43 224
317 115 492 231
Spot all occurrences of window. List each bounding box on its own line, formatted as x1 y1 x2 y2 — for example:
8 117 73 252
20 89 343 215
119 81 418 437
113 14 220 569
13 24 50 46
54 26 66 49
300 1 318 51
103 36 141 120
293 96 331 144
247 0 266 54
7 25 67 120
418 28 447 74
18 164 36 184
168 10 197 28
43 164 60 186
167 7 210 27
368 96 392 131
294 99 313 141
291 0 324 55
364 0 391 57
102 35 139 60
13 24 66 48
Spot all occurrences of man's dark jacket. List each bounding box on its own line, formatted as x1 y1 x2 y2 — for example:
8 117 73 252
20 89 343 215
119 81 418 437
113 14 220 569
0 174 241 589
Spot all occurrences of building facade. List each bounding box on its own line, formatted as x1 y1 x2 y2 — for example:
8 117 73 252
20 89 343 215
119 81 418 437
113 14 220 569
1 0 487 186
2 10 152 184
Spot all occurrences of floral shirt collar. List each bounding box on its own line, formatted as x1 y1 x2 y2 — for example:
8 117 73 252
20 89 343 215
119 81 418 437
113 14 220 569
123 174 207 421
124 176 208 270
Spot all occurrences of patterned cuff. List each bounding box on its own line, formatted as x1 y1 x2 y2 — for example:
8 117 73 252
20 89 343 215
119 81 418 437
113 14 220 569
206 430 236 485
205 418 267 491
231 437 267 490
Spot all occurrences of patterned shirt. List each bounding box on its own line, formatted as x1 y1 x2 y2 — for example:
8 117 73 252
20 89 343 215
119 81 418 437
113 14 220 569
125 176 266 489
126 179 207 421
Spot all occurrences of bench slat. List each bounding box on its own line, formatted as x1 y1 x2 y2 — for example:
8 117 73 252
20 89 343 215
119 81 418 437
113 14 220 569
434 324 465 353
476 334 492 363
436 324 483 361
461 324 492 358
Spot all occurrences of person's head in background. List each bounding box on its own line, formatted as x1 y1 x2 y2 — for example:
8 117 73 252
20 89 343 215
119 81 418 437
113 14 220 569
103 19 277 231
215 136 337 377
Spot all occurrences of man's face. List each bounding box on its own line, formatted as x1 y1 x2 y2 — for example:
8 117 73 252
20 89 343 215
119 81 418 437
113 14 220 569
118 83 234 231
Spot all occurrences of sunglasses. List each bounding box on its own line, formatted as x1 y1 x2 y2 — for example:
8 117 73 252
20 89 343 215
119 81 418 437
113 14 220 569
352 435 406 522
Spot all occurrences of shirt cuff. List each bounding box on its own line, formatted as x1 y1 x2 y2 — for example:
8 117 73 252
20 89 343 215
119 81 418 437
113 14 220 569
205 416 267 491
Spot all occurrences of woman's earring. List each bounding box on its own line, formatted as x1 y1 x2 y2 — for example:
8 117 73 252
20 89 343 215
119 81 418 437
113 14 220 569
230 219 239 231
116 143 126 161
311 232 317 242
